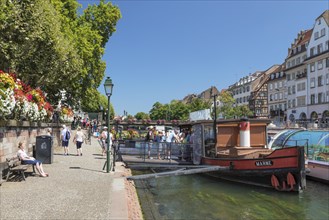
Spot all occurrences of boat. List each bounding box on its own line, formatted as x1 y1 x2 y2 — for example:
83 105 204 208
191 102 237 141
269 129 329 184
184 118 307 192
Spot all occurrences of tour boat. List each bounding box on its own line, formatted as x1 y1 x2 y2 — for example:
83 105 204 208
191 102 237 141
269 129 329 184
186 119 307 192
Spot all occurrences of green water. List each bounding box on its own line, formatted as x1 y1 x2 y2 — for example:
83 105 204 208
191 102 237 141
135 174 329 220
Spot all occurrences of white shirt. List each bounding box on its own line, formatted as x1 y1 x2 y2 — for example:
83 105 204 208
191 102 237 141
17 149 29 160
75 131 85 142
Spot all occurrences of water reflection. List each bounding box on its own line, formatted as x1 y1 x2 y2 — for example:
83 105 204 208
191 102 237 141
135 174 329 220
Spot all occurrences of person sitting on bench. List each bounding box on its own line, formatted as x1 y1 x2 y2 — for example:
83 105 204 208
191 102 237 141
17 142 49 177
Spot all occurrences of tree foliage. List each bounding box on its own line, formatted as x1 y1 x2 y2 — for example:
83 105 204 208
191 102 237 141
149 98 211 121
218 91 253 119
134 112 150 120
0 0 121 112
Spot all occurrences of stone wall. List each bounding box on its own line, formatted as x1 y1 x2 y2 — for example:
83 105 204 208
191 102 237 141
0 120 63 179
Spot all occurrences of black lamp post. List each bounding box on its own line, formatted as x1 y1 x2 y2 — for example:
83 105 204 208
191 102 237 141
104 77 114 173
210 87 218 145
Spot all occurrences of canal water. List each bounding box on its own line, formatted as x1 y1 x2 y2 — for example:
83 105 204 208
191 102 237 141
135 173 329 220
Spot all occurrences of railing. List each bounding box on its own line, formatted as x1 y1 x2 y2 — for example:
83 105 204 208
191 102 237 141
118 140 193 162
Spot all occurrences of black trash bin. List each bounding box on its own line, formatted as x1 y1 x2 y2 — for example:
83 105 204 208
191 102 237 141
35 135 53 164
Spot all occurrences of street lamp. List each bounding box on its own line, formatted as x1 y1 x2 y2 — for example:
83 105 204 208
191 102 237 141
104 77 114 173
210 87 218 145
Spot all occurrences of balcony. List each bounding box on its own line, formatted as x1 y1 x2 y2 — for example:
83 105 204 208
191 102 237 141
296 72 307 79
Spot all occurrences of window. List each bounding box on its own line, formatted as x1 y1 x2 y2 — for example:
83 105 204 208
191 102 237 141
302 55 307 61
274 82 278 89
310 78 315 88
318 60 323 70
318 19 321 25
292 59 295 66
287 74 291 81
321 28 325 37
314 31 319 39
288 100 291 108
270 94 273 101
292 72 296 80
287 61 290 68
279 93 283 100
293 48 296 54
269 83 273 90
275 93 278 100
246 86 250 92
288 87 291 95
318 75 324 87
318 44 323 54
279 81 282 88
326 58 329 68
298 45 301 52
326 41 329 51
310 47 315 56
318 93 323 104
310 94 315 104
310 63 315 72
326 73 329 85
297 82 306 91
327 91 329 102
292 85 296 94
296 57 301 64
292 99 296 107
297 96 306 107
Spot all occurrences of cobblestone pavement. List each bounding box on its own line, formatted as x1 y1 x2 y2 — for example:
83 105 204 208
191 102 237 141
0 132 129 220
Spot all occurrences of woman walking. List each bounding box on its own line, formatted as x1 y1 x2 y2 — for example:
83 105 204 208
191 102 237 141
73 127 86 156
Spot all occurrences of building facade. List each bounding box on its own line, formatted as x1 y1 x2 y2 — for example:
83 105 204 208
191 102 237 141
285 29 312 124
267 64 286 126
305 10 329 123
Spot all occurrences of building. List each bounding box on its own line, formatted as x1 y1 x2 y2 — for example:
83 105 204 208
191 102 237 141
285 29 312 124
267 64 286 126
249 65 280 118
229 72 261 107
305 10 329 123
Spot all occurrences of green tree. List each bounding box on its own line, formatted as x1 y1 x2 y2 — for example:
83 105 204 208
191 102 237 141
99 94 115 120
0 0 121 112
188 97 211 112
218 91 236 119
135 112 150 120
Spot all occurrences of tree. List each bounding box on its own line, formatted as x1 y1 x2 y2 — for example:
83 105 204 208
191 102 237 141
218 91 236 119
135 112 149 120
0 0 121 112
99 94 115 120
188 97 212 112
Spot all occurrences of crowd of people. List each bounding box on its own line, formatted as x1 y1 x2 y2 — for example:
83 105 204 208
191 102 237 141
145 126 193 160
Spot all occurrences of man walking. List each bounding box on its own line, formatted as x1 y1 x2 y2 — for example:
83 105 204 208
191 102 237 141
61 125 71 155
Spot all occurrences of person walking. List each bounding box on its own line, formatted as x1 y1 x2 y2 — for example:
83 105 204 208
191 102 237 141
61 125 71 155
73 127 86 156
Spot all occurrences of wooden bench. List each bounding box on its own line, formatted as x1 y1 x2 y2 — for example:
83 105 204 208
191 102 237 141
5 156 35 182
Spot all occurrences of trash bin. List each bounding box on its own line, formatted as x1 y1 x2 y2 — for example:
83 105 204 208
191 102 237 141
35 135 53 164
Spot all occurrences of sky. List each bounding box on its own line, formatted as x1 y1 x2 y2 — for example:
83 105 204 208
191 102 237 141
79 0 328 116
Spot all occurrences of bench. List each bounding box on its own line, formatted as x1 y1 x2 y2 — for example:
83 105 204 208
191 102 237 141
5 156 35 182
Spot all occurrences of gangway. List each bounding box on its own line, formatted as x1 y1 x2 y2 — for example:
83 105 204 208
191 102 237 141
127 166 228 180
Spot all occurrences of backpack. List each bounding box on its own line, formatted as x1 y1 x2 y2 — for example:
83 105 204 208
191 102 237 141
65 130 71 140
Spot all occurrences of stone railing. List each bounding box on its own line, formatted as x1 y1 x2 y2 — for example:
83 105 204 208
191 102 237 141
0 120 63 178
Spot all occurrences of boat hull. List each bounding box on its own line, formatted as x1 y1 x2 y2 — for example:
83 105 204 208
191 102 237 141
202 146 306 192
307 160 329 184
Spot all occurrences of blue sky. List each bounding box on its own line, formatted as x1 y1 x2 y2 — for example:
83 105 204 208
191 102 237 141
79 0 327 116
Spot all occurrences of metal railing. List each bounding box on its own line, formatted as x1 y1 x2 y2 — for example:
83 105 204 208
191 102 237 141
118 140 193 162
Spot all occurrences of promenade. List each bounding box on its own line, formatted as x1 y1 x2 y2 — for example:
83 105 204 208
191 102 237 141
0 133 136 220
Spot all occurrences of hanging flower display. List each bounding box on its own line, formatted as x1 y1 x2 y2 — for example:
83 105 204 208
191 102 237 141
0 70 54 121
